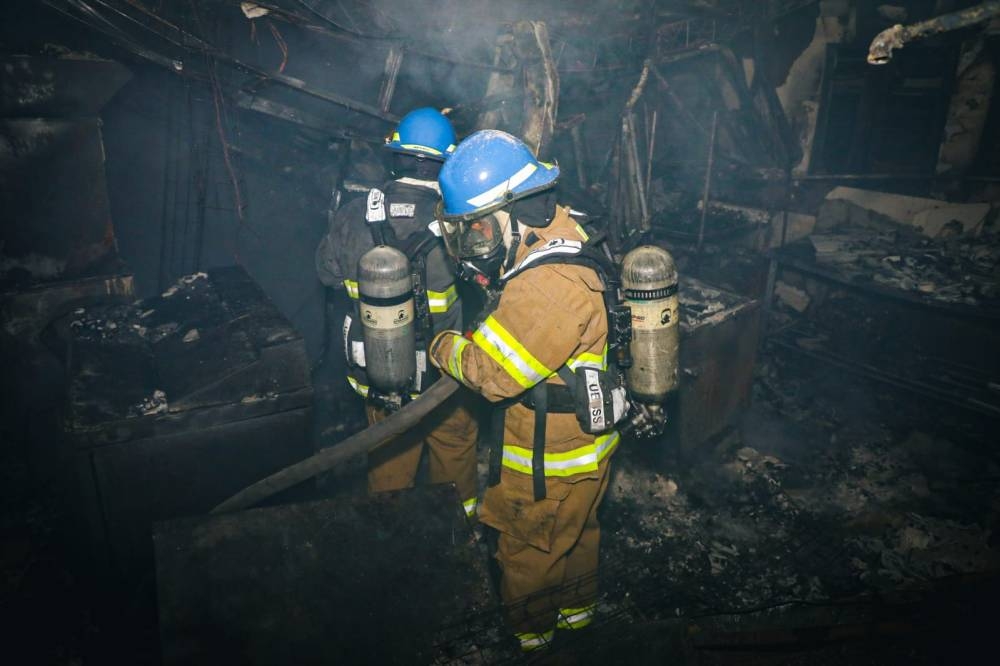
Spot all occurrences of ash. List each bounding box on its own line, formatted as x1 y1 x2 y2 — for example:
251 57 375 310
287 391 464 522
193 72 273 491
597 349 1000 628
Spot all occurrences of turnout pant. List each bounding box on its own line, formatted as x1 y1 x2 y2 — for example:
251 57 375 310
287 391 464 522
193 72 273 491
367 393 479 517
479 457 612 649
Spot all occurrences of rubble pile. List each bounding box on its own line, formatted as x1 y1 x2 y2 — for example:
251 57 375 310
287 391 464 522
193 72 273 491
805 227 1000 307
598 352 1000 626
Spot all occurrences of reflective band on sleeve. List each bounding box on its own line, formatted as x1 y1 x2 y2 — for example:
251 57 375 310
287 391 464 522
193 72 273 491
344 280 360 299
516 629 554 652
427 284 458 313
574 223 590 242
472 316 552 389
466 163 538 208
557 603 597 630
462 496 478 517
447 336 470 385
566 344 608 372
346 376 369 398
501 431 619 478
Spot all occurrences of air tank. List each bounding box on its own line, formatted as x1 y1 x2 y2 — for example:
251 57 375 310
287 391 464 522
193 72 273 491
621 245 679 404
357 246 416 394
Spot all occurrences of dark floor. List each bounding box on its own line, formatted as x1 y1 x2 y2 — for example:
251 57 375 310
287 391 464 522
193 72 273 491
2 338 999 664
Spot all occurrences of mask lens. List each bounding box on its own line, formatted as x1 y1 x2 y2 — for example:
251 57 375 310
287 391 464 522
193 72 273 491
439 217 463 256
460 216 501 257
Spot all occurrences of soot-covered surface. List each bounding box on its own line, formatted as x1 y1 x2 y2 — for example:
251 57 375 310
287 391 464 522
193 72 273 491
534 345 1000 664
155 485 508 665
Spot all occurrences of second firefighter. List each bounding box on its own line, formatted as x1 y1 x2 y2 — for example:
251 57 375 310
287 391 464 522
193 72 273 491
315 107 479 517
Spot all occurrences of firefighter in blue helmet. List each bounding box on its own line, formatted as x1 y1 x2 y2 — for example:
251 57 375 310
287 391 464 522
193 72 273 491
429 130 619 651
316 108 478 517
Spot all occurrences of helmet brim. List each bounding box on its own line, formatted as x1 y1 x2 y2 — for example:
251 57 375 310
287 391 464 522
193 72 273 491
441 163 560 222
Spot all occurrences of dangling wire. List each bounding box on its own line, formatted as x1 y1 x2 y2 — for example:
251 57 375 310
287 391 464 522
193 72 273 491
268 20 289 73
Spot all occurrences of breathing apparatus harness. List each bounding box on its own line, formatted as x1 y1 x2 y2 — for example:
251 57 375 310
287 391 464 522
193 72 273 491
362 184 441 411
476 219 638 501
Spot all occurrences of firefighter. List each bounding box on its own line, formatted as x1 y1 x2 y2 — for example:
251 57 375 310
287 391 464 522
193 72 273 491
315 108 479 518
429 130 619 651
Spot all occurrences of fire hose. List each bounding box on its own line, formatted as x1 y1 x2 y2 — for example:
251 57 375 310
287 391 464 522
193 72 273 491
211 376 458 514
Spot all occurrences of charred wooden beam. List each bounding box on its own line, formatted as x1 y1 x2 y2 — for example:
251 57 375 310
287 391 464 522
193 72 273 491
476 33 517 131
377 46 404 114
515 21 560 157
868 1 1000 65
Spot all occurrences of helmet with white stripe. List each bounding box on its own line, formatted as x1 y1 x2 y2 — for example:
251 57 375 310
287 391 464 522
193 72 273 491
384 107 457 160
438 130 559 221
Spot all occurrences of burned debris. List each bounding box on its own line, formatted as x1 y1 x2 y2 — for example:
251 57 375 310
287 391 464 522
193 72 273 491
2 1 1000 664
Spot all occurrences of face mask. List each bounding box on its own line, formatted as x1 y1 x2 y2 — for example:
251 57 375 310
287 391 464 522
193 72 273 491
440 211 519 289
440 213 502 259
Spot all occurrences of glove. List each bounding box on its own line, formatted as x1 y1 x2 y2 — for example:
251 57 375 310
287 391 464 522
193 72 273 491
428 329 462 371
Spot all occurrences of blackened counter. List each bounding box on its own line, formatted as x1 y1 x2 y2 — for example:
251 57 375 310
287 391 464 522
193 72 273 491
64 267 313 582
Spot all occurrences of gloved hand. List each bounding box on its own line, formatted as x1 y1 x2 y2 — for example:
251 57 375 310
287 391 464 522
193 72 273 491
428 329 462 371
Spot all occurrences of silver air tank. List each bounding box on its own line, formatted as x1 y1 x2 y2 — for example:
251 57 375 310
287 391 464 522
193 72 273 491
621 245 679 404
357 246 416 394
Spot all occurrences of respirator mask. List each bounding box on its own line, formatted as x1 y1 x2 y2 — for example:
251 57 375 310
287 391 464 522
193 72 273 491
439 211 510 289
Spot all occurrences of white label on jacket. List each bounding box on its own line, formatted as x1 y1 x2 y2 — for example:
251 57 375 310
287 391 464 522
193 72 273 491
414 350 427 391
366 188 386 223
342 314 353 364
352 341 367 367
361 301 414 330
585 368 606 431
630 297 679 332
389 203 416 218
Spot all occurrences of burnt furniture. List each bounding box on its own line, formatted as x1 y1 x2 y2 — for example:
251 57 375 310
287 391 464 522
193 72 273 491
672 276 761 456
64 266 313 583
763 239 1000 417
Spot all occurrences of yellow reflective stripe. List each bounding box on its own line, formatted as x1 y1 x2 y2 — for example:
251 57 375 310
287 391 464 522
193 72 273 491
472 316 552 389
567 344 608 372
462 496 478 517
557 603 597 629
447 337 470 384
501 431 619 477
516 630 554 652
346 376 369 397
349 377 416 399
574 223 590 242
427 284 458 313
344 280 359 299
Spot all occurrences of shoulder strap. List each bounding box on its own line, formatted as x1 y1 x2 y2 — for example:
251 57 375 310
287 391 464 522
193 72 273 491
500 235 633 370
500 238 620 292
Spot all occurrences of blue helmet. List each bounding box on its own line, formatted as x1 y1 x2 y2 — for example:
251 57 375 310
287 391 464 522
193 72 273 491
384 107 456 160
439 130 559 221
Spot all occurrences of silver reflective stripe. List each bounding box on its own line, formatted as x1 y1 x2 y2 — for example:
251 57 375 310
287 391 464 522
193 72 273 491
557 604 596 629
396 176 440 194
466 162 537 208
474 318 550 387
516 630 554 651
501 431 619 477
501 239 582 280
342 315 353 364
351 341 367 368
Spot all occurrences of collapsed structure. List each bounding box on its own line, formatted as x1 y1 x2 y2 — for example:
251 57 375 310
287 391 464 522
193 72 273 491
1 1 998 663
